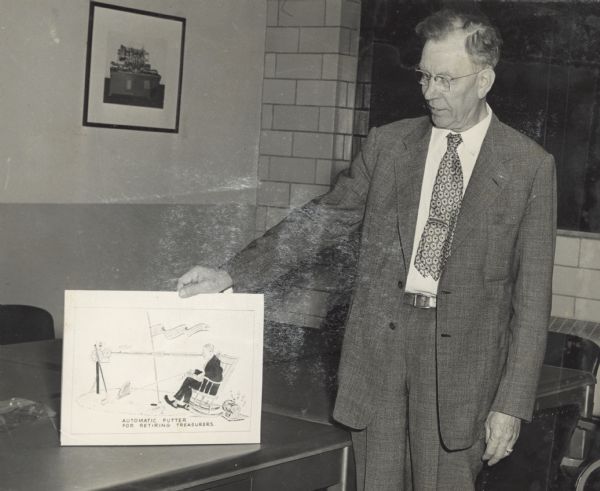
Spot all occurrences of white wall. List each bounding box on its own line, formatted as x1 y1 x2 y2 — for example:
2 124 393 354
0 0 266 334
0 0 265 204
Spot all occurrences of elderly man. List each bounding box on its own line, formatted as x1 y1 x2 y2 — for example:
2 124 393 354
165 343 223 408
177 7 556 490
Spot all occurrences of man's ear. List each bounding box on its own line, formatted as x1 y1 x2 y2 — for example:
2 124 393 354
478 68 496 98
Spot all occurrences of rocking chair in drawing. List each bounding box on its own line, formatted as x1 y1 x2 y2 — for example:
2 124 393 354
188 353 238 415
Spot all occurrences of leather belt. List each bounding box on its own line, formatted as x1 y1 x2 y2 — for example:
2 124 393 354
403 292 437 309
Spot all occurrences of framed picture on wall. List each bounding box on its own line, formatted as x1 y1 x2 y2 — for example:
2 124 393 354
82 2 185 132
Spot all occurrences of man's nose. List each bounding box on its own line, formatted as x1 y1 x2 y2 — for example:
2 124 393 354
423 81 439 100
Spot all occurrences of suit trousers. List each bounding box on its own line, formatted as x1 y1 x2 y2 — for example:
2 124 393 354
174 377 201 403
351 303 485 490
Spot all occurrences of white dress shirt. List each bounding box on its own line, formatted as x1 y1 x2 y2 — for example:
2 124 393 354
405 104 493 296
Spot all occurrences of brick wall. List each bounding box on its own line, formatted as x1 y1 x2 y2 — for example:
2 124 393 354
257 0 362 234
552 232 600 322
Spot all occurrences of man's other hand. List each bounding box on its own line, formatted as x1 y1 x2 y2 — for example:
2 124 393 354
482 411 521 466
177 266 233 297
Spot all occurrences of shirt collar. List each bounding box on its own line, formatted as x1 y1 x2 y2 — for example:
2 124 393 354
431 103 493 157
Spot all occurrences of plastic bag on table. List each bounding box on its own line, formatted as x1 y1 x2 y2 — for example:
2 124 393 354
0 397 56 431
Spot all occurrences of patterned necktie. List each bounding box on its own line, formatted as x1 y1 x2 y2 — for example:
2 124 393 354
414 133 463 280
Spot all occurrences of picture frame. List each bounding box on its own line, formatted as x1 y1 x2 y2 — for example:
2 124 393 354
82 2 185 133
61 291 264 446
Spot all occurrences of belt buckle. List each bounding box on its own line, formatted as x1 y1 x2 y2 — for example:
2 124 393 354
409 293 435 309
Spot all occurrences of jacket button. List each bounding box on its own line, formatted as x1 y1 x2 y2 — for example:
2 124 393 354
397 280 404 289
389 322 397 330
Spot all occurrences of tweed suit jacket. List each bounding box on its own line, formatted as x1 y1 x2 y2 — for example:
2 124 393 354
226 113 556 450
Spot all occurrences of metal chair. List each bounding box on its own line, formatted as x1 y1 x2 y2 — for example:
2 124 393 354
541 332 600 471
0 305 54 345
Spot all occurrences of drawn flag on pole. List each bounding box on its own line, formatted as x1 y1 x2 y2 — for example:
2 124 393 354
150 322 209 339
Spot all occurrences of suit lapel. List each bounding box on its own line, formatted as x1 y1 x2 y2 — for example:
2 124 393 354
394 119 431 271
451 115 510 251
391 115 511 270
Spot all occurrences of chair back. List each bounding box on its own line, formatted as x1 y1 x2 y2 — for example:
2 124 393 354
0 305 54 345
217 353 239 384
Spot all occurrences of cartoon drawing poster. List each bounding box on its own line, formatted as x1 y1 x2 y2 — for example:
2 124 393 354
60 291 263 445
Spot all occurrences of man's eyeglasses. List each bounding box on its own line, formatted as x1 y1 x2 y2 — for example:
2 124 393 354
414 68 485 92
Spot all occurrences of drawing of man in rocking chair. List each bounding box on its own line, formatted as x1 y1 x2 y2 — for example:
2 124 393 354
164 343 223 410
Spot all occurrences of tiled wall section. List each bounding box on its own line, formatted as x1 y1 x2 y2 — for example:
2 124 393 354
553 233 600 322
257 0 361 233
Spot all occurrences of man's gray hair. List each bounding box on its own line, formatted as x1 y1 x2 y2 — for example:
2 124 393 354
415 7 502 68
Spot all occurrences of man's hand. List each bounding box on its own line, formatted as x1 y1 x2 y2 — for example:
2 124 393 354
177 266 233 297
482 411 521 466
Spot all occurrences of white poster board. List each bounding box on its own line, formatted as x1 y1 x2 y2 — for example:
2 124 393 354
60 291 263 446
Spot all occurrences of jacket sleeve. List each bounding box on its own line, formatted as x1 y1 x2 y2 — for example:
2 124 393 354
490 153 557 421
223 127 381 293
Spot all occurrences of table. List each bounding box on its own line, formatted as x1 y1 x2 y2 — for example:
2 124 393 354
535 364 595 414
0 340 351 491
